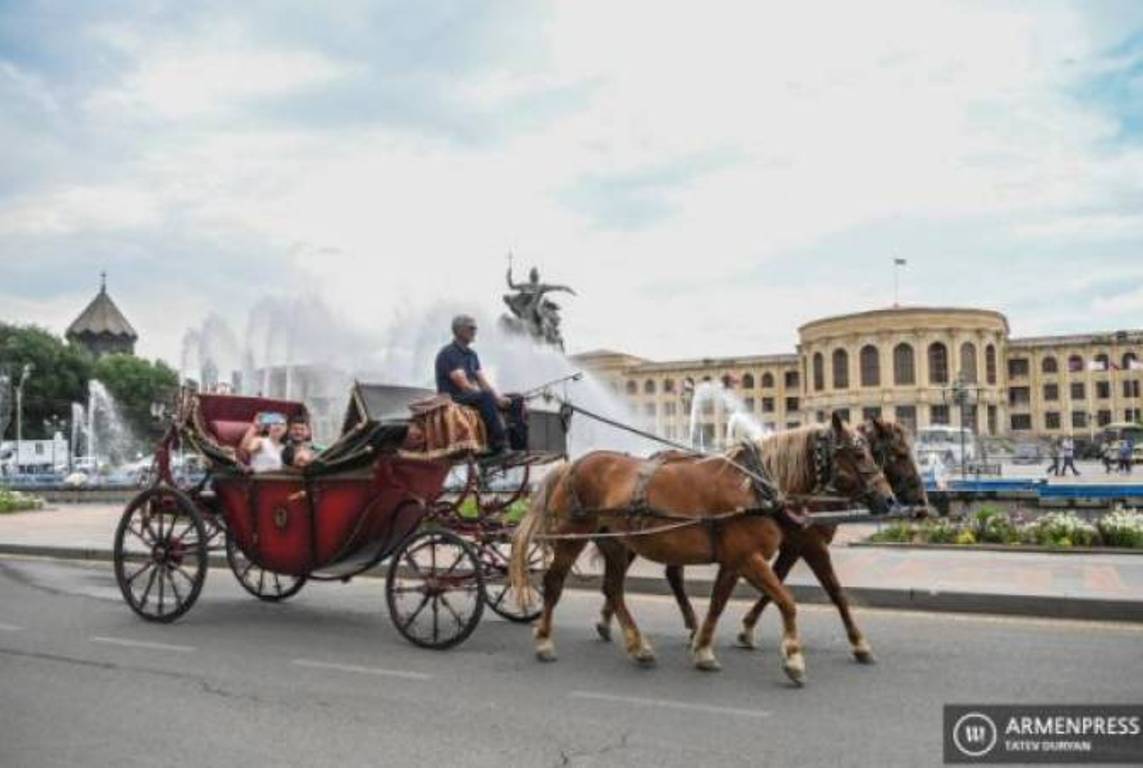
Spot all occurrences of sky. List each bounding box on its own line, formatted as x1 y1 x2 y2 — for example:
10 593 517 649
1 0 1142 368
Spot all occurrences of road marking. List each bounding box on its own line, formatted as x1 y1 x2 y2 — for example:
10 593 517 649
89 636 196 653
0 622 24 632
569 690 770 719
291 659 432 680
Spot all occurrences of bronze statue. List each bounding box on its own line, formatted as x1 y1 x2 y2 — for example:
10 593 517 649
500 255 576 350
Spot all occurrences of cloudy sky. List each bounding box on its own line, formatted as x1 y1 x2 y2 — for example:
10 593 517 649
2 0 1142 367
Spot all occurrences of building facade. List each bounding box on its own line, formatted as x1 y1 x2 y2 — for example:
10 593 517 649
572 306 1143 442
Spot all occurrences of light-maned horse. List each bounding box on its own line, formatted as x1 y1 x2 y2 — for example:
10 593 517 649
593 417 927 666
510 414 895 685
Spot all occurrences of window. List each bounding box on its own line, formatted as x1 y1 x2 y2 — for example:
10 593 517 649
894 405 917 434
815 411 826 423
1009 387 1030 406
963 404 978 431
960 342 977 383
743 397 755 411
625 381 637 395
1071 382 1085 400
834 408 851 424
663 378 675 394
862 406 882 421
1126 408 1141 422
860 345 880 387
987 405 997 435
1068 354 1084 373
1098 410 1112 427
928 342 949 384
644 379 656 394
893 343 915 385
812 353 824 391
1072 411 1088 429
761 372 775 388
930 404 949 425
762 397 775 413
832 349 849 389
1124 380 1141 399
786 421 800 429
1123 352 1138 371
784 371 799 389
986 344 997 384
721 373 735 389
1010 414 1032 430
1043 383 1058 401
741 373 755 389
1095 353 1110 371
1097 381 1110 399
1008 358 1029 377
785 397 799 412
1041 356 1058 374
1045 412 1060 430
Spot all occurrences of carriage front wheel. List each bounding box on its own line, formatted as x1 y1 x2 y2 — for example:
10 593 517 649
386 528 484 650
113 486 208 623
225 532 307 602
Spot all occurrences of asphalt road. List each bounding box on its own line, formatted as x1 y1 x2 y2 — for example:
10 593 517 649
1 556 1140 768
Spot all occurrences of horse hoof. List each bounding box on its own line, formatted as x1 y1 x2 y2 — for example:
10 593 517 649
595 622 612 643
736 629 756 650
535 640 558 662
852 641 876 664
782 652 807 687
693 648 721 672
632 646 657 667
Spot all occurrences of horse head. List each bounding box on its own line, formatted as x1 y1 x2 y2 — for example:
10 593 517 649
820 411 897 516
858 416 929 515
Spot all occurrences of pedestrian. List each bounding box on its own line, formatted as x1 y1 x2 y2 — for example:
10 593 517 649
1060 435 1080 476
1045 438 1060 476
1121 437 1134 475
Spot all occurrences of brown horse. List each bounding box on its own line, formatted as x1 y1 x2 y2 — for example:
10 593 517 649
593 417 927 665
510 413 895 685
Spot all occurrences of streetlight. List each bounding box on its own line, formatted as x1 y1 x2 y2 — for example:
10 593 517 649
943 371 980 479
15 363 33 457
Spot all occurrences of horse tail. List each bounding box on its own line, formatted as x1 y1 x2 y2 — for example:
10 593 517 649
510 463 566 610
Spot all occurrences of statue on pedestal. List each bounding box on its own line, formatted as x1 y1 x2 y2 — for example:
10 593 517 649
500 254 576 350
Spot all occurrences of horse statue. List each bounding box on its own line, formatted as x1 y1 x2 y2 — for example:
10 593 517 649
510 413 896 686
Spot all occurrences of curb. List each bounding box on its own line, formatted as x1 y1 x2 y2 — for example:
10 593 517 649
849 541 1143 556
2 543 1140 624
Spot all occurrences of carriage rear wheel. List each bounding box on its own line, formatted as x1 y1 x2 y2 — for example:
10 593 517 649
225 532 307 602
386 528 484 650
480 536 545 623
113 486 208 623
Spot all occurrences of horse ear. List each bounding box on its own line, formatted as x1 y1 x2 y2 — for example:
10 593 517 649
830 410 846 434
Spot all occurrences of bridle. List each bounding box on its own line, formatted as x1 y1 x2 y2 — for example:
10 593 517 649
811 426 883 502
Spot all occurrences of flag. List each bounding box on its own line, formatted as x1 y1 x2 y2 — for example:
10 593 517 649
894 258 907 266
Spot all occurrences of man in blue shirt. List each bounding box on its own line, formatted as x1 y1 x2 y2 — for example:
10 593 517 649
435 314 526 456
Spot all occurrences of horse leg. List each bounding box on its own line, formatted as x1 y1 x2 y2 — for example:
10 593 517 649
534 538 588 662
600 544 656 665
665 564 698 642
800 539 874 663
736 544 800 650
738 551 806 686
690 564 739 671
593 544 636 642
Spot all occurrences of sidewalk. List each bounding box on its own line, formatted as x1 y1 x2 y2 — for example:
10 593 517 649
1 503 1140 622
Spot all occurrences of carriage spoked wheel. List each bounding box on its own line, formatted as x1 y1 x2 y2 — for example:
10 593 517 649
386 528 484 650
113 486 208 623
480 536 545 623
225 532 306 602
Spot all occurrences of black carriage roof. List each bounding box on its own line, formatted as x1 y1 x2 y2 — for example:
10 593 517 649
341 381 435 433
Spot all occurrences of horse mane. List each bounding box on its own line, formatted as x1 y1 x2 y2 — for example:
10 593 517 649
738 424 824 495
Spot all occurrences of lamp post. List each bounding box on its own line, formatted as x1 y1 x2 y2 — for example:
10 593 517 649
943 372 979 479
15 364 33 466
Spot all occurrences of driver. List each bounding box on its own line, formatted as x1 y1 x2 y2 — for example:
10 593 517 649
434 314 526 458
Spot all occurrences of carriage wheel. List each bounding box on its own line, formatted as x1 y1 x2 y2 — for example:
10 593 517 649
225 532 306 602
386 528 484 650
113 486 208 623
481 536 545 623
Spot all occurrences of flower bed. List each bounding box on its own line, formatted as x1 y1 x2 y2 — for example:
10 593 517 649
868 506 1143 550
0 487 45 514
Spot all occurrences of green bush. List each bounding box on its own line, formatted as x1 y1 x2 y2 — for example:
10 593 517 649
0 488 45 514
973 506 1020 544
1096 510 1143 549
1021 512 1098 548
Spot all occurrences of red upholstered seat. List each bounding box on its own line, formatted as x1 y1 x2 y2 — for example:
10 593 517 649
209 420 252 449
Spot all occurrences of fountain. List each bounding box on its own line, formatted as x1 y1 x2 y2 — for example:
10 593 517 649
685 380 768 451
70 380 137 472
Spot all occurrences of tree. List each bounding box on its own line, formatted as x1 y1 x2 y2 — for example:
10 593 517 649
0 323 93 440
92 354 179 446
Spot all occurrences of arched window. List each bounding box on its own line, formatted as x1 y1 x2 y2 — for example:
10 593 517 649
1068 354 1084 373
663 378 675 394
1041 356 1058 374
985 344 997 384
761 372 774 388
928 342 949 384
959 342 977 383
860 345 880 387
893 343 915 385
625 380 637 395
643 379 656 394
812 353 825 391
741 373 755 389
1095 353 1110 372
832 349 849 389
1125 352 1139 371
721 373 735 389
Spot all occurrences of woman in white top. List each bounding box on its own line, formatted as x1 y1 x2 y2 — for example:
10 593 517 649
240 412 287 473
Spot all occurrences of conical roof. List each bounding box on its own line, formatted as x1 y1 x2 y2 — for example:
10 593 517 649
66 275 137 339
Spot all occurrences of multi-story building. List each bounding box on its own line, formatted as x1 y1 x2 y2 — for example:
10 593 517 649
572 306 1143 442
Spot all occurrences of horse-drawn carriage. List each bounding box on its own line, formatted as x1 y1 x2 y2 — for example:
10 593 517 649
112 383 564 649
